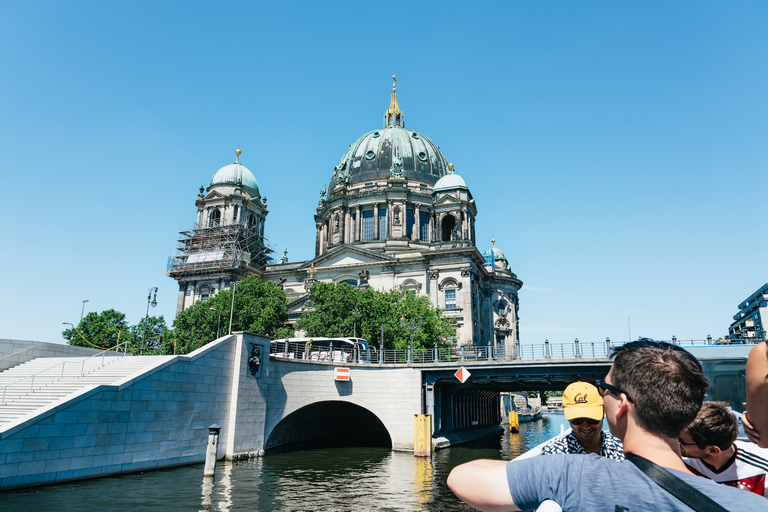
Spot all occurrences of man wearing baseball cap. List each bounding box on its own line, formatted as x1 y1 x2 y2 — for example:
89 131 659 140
540 381 624 460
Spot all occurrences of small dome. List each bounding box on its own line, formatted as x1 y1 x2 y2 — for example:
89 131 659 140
433 171 469 195
483 246 509 270
209 162 259 194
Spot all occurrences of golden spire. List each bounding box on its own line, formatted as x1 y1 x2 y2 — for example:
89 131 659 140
235 146 242 164
384 74 405 127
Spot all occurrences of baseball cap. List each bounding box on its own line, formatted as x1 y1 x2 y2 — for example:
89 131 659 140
562 381 604 421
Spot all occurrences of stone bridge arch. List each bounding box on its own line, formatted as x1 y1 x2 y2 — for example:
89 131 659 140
266 399 393 451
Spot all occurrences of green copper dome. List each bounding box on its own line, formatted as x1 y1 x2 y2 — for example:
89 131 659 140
209 161 259 194
432 171 469 195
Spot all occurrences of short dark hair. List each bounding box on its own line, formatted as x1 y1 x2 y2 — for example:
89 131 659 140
684 402 738 450
611 341 708 438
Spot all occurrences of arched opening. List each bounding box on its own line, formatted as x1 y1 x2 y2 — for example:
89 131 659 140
266 401 391 453
209 209 221 227
248 213 257 231
442 215 455 241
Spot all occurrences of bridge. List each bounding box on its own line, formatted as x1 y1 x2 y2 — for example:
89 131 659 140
0 335 754 490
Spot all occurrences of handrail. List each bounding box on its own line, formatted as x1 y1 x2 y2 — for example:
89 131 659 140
270 339 759 366
0 344 41 361
1 341 128 406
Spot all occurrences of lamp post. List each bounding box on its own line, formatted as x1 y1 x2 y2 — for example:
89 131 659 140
80 300 89 323
210 308 221 339
142 287 158 355
400 317 423 363
62 321 74 345
352 309 359 338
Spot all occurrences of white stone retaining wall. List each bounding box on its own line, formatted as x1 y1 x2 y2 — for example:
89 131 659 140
0 333 263 490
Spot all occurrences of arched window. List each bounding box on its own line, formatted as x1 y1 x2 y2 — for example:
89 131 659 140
199 284 211 302
342 279 358 288
248 213 257 231
209 209 221 227
442 215 456 242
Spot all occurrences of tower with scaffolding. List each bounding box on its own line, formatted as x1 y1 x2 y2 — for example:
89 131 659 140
168 148 274 313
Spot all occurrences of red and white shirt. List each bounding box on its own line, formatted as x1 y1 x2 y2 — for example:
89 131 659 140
685 440 768 497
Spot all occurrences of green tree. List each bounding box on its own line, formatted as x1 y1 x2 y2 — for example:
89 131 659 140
62 309 130 350
297 283 455 349
172 276 288 354
127 315 172 355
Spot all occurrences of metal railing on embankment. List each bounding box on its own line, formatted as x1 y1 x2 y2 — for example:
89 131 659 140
269 338 754 366
0 341 128 406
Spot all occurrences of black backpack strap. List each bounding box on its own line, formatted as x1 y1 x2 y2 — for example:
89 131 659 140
625 453 728 512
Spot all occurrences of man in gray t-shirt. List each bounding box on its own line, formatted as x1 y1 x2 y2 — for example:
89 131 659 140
448 341 768 511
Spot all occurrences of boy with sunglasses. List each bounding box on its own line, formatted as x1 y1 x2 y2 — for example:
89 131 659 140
540 381 624 461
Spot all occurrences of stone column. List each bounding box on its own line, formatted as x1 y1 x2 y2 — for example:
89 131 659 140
373 203 379 239
355 205 361 242
413 204 420 241
462 207 468 240
315 222 322 257
344 207 351 243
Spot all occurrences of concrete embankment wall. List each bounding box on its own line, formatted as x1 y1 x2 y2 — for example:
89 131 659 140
0 333 269 491
0 339 113 371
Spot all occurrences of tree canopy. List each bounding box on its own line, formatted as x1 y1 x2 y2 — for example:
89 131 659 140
62 309 130 350
297 282 455 349
172 276 289 354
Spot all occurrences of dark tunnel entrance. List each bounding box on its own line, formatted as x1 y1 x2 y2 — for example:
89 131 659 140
265 401 391 454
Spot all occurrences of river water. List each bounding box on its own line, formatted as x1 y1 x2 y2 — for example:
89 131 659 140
0 413 568 512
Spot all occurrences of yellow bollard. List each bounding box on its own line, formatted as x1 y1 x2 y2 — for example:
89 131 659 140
414 414 432 457
509 411 519 433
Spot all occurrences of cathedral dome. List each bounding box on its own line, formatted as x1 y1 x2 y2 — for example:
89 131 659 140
209 150 259 194
328 125 450 190
328 77 449 191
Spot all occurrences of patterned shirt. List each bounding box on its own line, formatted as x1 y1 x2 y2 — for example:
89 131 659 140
540 429 624 461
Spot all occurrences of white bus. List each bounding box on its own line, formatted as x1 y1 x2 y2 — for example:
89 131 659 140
270 337 371 363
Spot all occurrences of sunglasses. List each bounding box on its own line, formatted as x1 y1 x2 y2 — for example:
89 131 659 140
595 380 634 403
678 439 702 447
570 417 600 426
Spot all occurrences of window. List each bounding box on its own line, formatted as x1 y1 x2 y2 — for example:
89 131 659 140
362 210 374 241
420 212 429 241
445 289 457 309
379 209 387 240
406 209 414 238
342 279 358 288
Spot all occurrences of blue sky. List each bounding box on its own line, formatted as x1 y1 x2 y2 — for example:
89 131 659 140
1 2 766 346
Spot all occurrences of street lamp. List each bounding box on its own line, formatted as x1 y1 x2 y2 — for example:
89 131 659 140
352 309 359 338
142 287 158 355
80 300 89 323
400 316 423 363
62 321 74 345
210 308 221 339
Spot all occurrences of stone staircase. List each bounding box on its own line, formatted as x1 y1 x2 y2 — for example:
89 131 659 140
0 355 171 429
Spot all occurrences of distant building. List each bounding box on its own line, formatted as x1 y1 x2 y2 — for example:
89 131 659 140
168 78 523 348
729 283 768 341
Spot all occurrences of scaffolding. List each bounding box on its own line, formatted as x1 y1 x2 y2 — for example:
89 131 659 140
167 223 274 279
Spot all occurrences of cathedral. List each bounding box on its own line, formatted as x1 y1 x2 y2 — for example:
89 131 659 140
168 78 522 348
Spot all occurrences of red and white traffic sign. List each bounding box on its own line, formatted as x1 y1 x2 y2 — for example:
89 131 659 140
454 366 471 383
334 367 350 382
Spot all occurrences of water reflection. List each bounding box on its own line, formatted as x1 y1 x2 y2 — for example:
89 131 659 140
0 414 566 512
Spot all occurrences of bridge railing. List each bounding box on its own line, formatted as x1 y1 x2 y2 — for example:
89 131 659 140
269 338 755 365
